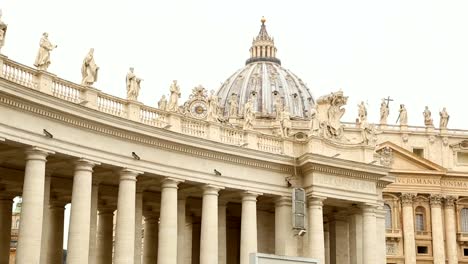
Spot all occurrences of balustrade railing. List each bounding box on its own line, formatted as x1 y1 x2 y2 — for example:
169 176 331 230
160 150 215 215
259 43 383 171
97 94 126 117
2 60 36 89
220 127 245 145
181 118 207 138
52 78 81 103
140 106 168 128
258 135 283 154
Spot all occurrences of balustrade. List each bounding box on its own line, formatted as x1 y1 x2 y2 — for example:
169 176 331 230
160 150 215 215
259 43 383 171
97 94 126 117
257 135 283 154
181 118 207 138
52 79 81 103
220 127 245 145
2 61 36 89
140 107 168 128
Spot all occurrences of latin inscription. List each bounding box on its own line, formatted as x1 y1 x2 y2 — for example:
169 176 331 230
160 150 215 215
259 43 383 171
396 177 468 189
313 174 375 193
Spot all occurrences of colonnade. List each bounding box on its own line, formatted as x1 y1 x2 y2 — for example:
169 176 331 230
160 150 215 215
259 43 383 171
0 146 386 264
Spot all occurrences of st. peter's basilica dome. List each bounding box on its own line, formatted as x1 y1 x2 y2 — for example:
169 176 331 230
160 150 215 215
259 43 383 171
216 17 315 119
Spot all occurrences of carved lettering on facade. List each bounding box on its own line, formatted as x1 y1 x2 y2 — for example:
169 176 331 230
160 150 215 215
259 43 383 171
313 174 375 193
396 177 440 185
441 180 468 188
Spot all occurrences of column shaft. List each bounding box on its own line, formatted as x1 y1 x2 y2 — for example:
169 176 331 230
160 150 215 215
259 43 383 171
114 169 140 264
275 196 297 256
329 214 349 264
375 208 387 264
240 192 259 264
307 197 325 263
401 193 416 264
348 211 362 264
135 191 143 264
96 208 114 264
0 198 13 264
39 175 51 264
89 182 99 264
67 159 98 264
445 196 458 264
361 205 377 264
143 212 158 264
200 186 220 264
46 202 65 264
430 195 446 264
157 179 181 264
218 201 227 264
16 148 52 264
177 197 186 264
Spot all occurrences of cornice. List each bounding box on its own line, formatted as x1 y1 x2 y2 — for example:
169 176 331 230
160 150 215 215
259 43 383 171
301 162 386 182
0 91 294 173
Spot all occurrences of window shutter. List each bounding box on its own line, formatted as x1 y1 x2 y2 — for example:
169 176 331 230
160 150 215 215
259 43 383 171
292 188 306 230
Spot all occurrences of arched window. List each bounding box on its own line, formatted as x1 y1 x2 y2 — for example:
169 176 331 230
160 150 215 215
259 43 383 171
461 208 468 232
384 204 392 230
415 206 426 232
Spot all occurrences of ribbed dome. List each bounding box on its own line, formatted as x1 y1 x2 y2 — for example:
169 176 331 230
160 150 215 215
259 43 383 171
216 18 315 119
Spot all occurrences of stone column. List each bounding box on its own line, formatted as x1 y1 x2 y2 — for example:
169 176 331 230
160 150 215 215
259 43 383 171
16 147 53 264
329 211 349 264
375 206 387 264
348 207 362 264
307 197 325 263
114 169 141 264
275 196 297 256
361 205 377 264
89 181 99 264
445 196 458 264
143 211 159 264
401 193 416 264
430 195 446 264
218 200 228 264
157 178 182 264
46 200 66 264
39 174 52 264
200 185 221 264
240 192 260 264
135 190 143 264
0 196 13 264
177 196 186 264
66 159 99 264
96 206 115 264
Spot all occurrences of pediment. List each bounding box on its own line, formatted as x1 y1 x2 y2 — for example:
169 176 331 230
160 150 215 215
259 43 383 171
376 142 446 173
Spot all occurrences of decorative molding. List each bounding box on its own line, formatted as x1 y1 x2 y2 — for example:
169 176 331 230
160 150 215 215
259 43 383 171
445 195 457 208
400 193 416 206
429 194 443 207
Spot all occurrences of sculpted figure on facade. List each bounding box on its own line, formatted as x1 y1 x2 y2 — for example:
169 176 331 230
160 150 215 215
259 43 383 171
207 90 220 122
379 146 393 167
280 109 292 138
228 93 238 117
360 119 376 145
167 80 181 112
380 99 389 124
316 91 348 139
397 104 408 126
34 32 57 71
243 97 255 130
0 10 7 53
81 48 99 86
274 96 284 121
309 104 319 135
357 101 367 123
423 106 433 127
440 107 449 129
158 95 167 110
126 67 142 101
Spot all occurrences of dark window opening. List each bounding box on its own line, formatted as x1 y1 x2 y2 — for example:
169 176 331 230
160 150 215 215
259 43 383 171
417 246 428 254
413 148 424 157
464 248 468 256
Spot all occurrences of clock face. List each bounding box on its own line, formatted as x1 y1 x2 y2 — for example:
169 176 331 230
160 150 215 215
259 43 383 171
190 101 208 119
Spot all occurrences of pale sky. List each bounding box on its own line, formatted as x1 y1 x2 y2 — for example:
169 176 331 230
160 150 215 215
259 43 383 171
4 0 468 248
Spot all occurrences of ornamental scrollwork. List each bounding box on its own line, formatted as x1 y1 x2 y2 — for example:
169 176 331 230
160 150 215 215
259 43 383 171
400 193 416 206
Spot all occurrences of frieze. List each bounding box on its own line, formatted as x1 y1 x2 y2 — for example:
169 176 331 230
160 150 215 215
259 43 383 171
441 180 468 189
313 173 376 194
396 177 440 186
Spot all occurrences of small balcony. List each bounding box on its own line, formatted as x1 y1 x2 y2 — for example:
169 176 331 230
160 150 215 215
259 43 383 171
386 229 402 241
457 232 468 242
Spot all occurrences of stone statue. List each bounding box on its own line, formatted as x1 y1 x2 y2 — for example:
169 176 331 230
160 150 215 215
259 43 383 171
380 99 389 124
274 96 284 120
357 101 367 123
0 10 7 53
360 118 376 145
228 93 238 117
397 104 408 126
439 107 449 129
207 90 220 122
158 95 167 110
309 104 319 135
167 80 181 112
126 67 142 101
280 109 292 137
423 106 433 127
34 33 57 71
243 97 255 130
81 48 99 86
317 91 347 139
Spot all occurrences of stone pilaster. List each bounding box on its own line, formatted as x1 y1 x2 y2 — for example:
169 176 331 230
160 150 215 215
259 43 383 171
114 169 141 264
96 206 115 264
329 211 350 264
46 200 66 264
16 147 53 264
200 185 221 264
401 193 416 264
142 211 159 264
0 196 13 264
444 196 458 264
157 178 182 264
240 192 260 264
67 159 99 264
430 195 446 264
307 197 325 263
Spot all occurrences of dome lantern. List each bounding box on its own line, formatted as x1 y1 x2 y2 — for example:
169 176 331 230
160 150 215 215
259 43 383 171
246 17 281 65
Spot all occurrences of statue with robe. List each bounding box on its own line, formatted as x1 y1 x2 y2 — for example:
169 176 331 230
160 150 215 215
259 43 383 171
0 10 7 53
81 48 99 86
228 93 238 117
380 99 389 124
126 67 142 101
309 104 319 134
243 97 255 130
423 106 433 127
397 104 408 126
207 90 220 122
357 101 367 123
167 80 181 112
439 107 449 129
280 109 292 137
34 33 57 71
158 95 167 110
274 96 284 120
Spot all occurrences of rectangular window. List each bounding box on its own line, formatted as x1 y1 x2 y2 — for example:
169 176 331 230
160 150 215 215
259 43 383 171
417 246 428 254
413 148 424 158
464 248 468 257
415 213 424 231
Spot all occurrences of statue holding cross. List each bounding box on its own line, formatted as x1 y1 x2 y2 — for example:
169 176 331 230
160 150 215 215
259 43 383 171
380 96 393 124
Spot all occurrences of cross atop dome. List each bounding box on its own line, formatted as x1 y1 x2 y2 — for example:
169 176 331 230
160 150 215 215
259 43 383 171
246 17 281 65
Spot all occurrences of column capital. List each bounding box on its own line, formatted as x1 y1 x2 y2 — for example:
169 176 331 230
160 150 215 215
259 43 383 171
74 158 100 172
400 193 416 206
241 191 262 201
202 184 223 196
360 204 378 214
25 146 55 161
445 195 457 208
160 177 183 189
307 196 326 207
274 196 292 207
119 168 142 182
430 194 443 208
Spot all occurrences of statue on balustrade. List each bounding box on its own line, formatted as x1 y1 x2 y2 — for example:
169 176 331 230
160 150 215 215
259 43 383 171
439 107 450 129
81 48 99 86
243 97 255 130
158 95 167 110
0 10 7 53
423 106 433 127
126 67 142 101
207 90 220 122
357 101 367 123
397 104 408 126
380 98 389 124
34 33 57 71
167 80 181 112
280 109 292 137
228 93 238 117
